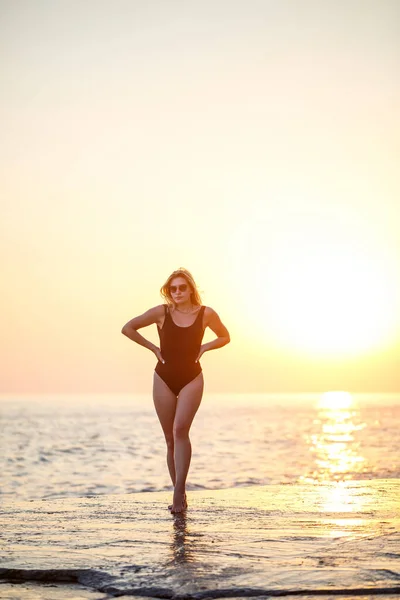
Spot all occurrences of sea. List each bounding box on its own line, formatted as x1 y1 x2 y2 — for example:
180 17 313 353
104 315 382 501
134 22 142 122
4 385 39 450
1 392 399 502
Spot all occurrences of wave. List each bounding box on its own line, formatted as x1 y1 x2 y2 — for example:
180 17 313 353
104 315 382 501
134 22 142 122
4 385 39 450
1 567 400 598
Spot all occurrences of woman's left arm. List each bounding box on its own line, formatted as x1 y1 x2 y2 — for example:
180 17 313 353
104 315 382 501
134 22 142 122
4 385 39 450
196 308 230 362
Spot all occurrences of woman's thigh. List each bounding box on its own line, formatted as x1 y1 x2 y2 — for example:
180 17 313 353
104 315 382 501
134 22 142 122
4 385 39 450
153 371 177 439
174 372 204 434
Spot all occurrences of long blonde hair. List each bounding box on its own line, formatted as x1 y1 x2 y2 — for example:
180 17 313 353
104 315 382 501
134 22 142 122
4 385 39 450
160 268 202 307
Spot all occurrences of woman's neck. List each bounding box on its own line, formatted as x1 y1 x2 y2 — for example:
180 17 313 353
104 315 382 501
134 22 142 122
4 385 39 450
174 301 196 313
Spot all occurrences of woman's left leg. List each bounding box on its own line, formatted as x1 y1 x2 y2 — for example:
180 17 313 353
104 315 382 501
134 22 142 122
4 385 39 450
171 372 204 513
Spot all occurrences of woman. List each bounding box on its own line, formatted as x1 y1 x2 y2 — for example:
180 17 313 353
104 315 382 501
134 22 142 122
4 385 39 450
121 268 230 513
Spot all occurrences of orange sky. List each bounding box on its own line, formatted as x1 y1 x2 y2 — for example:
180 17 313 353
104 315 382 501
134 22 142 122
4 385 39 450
1 1 399 393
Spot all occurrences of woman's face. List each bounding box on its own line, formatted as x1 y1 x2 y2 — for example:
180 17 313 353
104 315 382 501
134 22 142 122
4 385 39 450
169 276 192 305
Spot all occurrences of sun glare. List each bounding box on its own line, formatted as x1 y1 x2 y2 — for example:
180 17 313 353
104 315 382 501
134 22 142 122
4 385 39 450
266 239 396 357
229 211 399 358
319 391 353 410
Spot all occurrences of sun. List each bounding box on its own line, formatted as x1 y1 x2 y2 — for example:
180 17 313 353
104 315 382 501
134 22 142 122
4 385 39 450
228 210 399 358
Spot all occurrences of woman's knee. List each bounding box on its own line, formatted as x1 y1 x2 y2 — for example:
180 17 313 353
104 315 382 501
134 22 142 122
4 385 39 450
173 422 189 440
165 434 174 450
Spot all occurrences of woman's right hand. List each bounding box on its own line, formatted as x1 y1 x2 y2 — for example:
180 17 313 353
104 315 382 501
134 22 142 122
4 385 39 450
153 347 165 364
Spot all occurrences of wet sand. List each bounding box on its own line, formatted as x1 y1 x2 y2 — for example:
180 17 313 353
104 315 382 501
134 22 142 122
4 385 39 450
1 480 399 599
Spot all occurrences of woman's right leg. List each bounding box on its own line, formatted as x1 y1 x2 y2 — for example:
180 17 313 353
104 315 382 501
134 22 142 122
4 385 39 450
153 371 177 487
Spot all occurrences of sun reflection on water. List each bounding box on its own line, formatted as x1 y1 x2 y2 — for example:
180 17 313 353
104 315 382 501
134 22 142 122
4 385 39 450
296 392 399 538
302 391 367 484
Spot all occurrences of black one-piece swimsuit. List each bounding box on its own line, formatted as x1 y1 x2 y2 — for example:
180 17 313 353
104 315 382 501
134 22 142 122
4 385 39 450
155 304 206 396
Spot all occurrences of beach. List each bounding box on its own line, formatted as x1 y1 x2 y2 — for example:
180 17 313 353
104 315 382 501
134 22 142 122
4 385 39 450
1 393 399 598
1 480 400 599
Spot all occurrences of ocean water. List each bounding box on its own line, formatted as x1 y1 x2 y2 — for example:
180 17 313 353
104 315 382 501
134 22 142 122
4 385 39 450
1 392 399 501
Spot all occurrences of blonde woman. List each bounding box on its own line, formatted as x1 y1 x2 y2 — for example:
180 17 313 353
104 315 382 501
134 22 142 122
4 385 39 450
121 268 230 513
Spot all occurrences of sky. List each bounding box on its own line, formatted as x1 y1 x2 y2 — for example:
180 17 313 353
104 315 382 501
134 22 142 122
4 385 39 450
1 0 399 394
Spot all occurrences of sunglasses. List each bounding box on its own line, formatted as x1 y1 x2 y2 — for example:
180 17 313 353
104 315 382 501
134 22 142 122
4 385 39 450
169 284 188 293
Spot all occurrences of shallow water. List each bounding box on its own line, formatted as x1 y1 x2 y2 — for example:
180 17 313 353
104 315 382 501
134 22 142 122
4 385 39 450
1 393 399 500
2 481 400 597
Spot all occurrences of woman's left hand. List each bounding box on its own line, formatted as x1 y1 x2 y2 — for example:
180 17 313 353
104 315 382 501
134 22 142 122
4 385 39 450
195 345 206 363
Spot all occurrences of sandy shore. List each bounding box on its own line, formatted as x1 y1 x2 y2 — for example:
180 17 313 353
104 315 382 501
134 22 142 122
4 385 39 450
1 480 399 599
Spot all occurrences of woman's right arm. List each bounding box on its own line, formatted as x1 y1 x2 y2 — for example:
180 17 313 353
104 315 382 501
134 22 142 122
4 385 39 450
121 305 164 357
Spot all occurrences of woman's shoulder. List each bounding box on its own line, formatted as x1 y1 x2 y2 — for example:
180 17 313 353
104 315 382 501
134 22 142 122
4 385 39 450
202 305 217 322
149 304 168 328
145 304 168 318
151 303 167 312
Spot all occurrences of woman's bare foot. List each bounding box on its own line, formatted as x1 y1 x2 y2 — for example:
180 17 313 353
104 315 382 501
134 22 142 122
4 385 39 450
168 493 187 511
169 491 187 513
